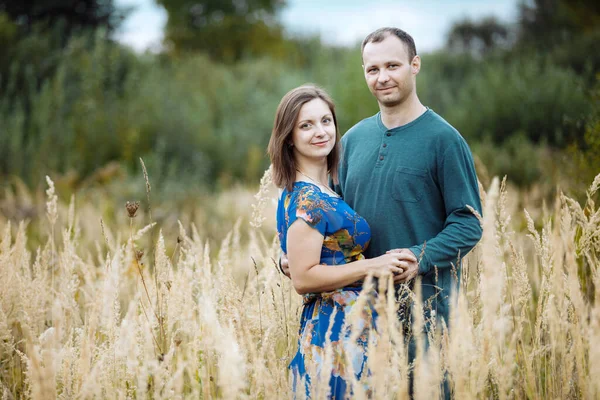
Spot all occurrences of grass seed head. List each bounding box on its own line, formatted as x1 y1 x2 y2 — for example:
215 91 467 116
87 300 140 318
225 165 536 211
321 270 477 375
126 201 140 218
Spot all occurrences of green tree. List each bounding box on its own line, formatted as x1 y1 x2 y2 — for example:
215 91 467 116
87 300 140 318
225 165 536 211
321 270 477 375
516 0 600 76
517 0 599 45
446 16 511 57
0 0 126 99
0 0 124 38
566 74 600 194
156 0 287 62
0 0 129 186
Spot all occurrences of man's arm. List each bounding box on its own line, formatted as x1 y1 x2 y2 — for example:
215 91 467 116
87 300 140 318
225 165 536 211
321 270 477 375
393 136 483 280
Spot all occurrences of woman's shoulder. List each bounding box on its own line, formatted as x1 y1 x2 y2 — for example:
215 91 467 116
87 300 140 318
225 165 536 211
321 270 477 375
282 181 328 200
280 182 313 200
282 182 339 218
295 182 340 207
279 182 316 210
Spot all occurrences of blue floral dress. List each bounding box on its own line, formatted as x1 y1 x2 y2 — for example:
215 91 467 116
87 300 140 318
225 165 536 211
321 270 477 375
277 181 376 399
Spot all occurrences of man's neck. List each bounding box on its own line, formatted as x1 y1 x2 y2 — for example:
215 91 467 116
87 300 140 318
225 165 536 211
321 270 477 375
379 96 427 129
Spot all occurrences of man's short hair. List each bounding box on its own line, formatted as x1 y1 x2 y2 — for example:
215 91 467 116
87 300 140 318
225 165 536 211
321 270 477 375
361 27 417 61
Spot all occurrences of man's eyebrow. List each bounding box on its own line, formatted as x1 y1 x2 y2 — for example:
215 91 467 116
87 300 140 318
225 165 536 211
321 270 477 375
366 59 404 66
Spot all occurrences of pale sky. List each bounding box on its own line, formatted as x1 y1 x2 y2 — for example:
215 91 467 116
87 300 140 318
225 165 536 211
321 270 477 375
114 0 519 53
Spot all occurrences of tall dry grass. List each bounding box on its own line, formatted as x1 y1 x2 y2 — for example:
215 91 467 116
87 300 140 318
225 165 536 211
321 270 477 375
0 171 598 399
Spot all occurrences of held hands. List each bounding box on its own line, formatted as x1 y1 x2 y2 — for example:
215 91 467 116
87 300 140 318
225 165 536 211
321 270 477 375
278 248 418 283
386 248 419 283
367 252 409 282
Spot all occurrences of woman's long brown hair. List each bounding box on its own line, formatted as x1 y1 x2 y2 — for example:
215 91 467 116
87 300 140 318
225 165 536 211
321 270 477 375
267 84 340 192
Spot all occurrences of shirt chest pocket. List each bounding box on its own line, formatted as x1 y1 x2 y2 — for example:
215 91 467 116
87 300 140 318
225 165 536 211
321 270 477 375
392 167 427 203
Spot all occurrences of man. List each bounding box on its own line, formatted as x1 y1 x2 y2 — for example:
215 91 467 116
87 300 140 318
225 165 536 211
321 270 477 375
338 27 482 323
281 26 482 394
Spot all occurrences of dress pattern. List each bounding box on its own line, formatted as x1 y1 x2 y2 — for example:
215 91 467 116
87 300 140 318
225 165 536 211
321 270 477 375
277 182 376 399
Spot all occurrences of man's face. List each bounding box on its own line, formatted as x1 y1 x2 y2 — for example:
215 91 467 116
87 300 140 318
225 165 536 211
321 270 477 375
362 35 420 108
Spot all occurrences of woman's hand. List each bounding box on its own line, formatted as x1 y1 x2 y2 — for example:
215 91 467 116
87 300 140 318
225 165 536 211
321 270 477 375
386 248 419 283
366 253 409 279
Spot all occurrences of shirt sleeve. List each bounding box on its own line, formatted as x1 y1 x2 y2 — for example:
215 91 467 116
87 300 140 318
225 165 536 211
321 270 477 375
286 188 329 236
409 135 483 275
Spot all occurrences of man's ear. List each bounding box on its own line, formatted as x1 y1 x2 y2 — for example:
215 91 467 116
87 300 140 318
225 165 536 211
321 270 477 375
411 55 421 74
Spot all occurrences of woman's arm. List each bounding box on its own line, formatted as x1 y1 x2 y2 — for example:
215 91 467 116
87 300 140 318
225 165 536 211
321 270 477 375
287 220 408 294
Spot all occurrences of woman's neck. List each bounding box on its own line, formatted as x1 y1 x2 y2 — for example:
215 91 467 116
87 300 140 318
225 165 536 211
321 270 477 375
295 160 328 185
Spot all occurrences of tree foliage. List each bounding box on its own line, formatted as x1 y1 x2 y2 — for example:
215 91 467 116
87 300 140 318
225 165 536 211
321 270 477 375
0 0 126 115
0 0 124 36
157 0 287 62
517 0 600 46
447 0 600 75
446 16 510 56
1 0 599 191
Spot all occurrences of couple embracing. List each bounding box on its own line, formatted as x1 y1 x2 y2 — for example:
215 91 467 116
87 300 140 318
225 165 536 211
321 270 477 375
267 27 483 399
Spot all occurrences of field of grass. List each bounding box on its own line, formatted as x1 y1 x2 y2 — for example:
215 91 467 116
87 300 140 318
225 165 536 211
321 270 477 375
0 169 598 399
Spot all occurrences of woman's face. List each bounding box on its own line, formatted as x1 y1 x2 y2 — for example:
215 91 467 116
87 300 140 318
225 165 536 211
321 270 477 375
291 98 337 164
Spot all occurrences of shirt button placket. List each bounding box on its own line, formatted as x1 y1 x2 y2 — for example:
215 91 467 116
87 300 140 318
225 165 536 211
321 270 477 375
379 131 391 163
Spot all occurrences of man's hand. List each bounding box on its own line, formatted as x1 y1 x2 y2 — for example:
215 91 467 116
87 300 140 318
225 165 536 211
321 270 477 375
387 248 419 283
279 252 291 279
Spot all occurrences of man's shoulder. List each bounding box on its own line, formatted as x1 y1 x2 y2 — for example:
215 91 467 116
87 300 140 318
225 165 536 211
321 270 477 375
425 110 469 147
342 113 379 144
425 110 458 134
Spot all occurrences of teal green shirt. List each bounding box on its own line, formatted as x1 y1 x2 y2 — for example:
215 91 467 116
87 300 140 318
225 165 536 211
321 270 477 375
336 109 482 321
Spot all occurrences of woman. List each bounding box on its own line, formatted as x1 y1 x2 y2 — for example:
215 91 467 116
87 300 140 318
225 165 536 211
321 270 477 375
268 85 407 398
